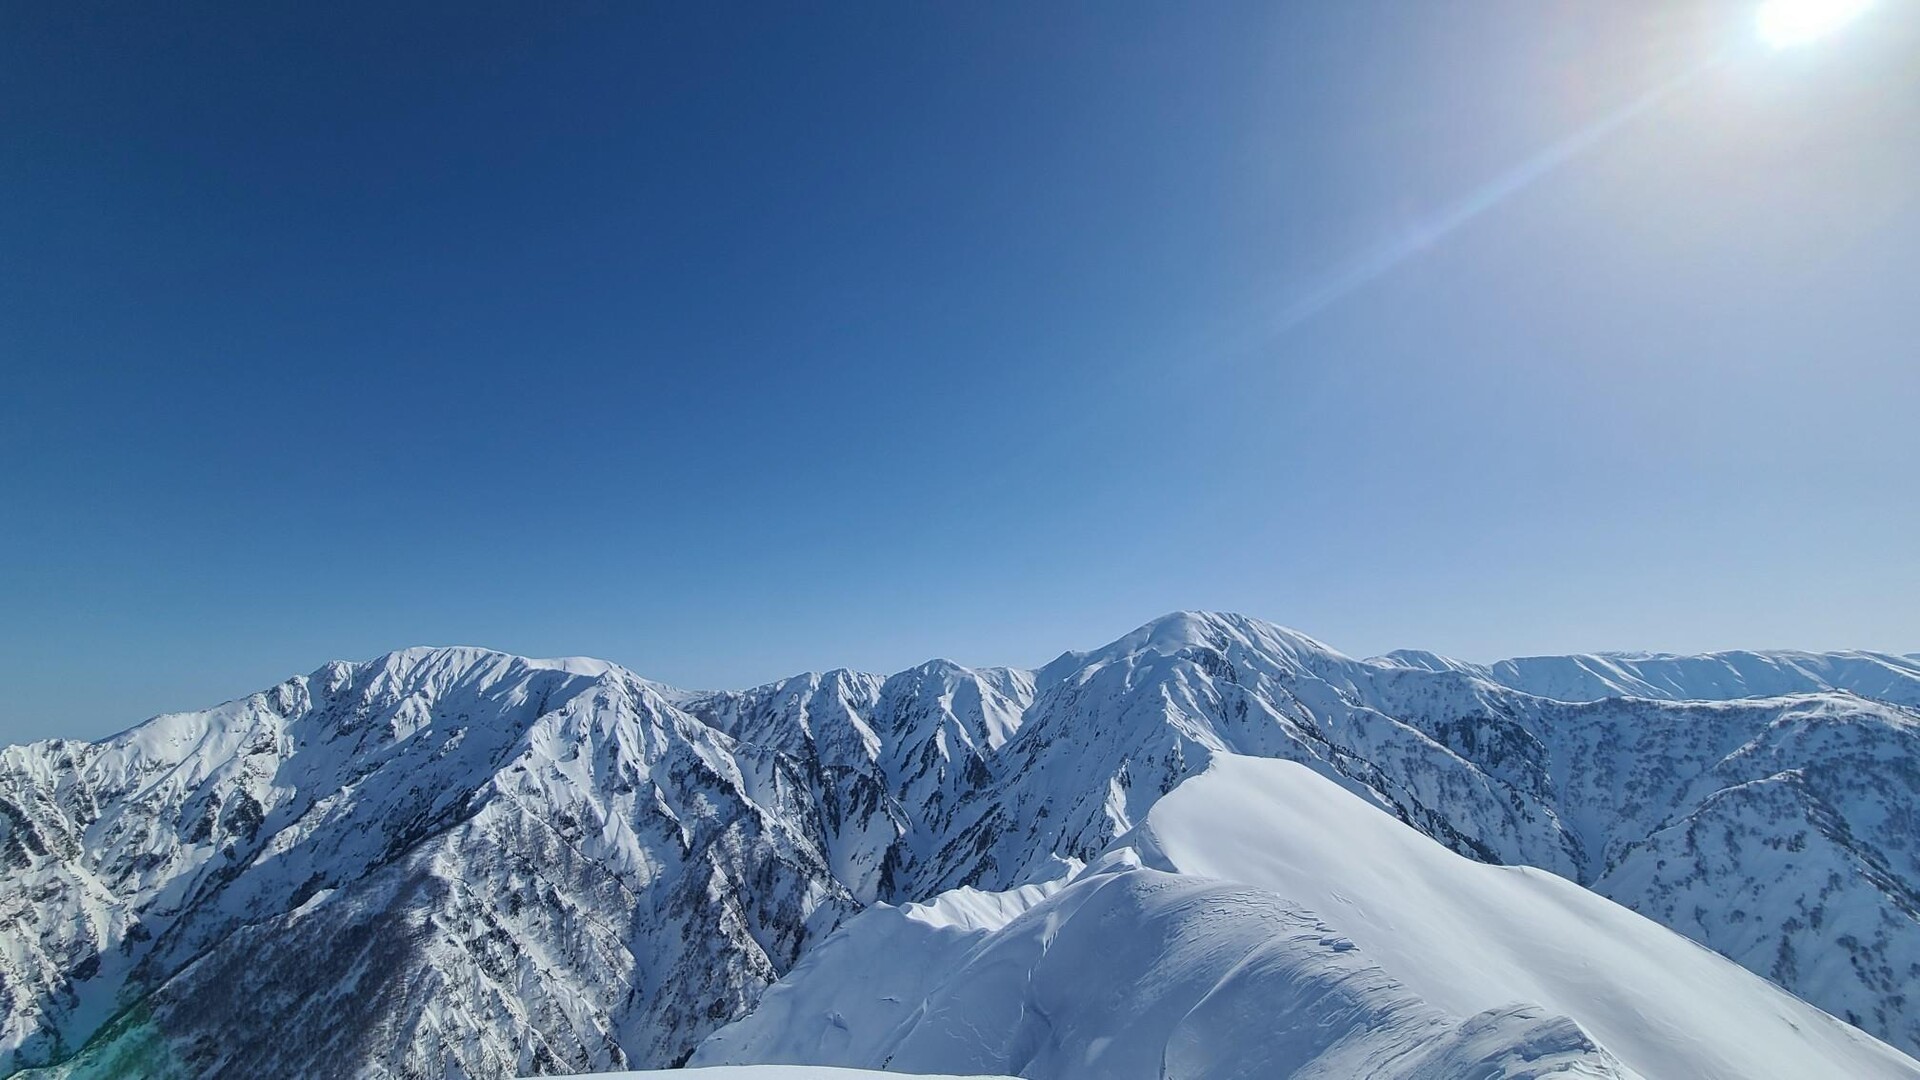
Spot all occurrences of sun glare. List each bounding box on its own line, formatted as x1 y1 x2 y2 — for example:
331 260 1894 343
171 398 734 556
1757 0 1873 48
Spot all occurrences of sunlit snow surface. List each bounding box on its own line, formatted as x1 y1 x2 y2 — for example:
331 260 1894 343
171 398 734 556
697 756 1917 1080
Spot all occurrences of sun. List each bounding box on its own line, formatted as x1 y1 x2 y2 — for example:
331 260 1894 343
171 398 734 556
1757 0 1873 48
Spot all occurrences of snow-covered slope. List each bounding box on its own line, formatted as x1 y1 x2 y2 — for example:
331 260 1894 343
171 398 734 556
696 756 1917 1079
3 614 1918 1078
0 649 867 1077
1141 757 1914 1078
695 867 1640 1078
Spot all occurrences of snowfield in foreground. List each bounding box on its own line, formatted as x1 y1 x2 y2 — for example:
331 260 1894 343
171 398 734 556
694 755 1916 1080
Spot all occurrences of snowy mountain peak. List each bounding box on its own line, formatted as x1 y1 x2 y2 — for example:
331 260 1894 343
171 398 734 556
1033 610 1345 690
5 618 1920 1078
1369 647 1469 672
1094 610 1343 661
330 644 651 697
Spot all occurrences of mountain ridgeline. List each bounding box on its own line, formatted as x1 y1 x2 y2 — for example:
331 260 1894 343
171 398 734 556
2 614 1917 1078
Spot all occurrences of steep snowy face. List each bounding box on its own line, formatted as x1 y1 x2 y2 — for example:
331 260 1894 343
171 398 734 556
1578 694 1920 1046
673 614 1920 1062
935 612 1587 896
0 649 863 1078
913 612 1920 1057
678 660 1037 905
4 613 1920 1078
696 757 1916 1080
1 648 610 1069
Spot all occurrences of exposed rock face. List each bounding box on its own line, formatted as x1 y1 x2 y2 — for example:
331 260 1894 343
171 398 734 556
2 616 1917 1076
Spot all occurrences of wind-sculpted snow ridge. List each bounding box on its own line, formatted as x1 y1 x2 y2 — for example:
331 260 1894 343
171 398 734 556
3 614 1919 1078
697 757 1916 1079
694 868 1641 1078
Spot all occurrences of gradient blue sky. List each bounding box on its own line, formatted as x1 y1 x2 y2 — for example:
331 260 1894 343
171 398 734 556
4 2 1916 743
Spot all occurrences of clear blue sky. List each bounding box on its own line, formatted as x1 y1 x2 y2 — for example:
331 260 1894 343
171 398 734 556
4 2 1916 743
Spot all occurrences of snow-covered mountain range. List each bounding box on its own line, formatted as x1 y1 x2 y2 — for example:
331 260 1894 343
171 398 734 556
2 613 1917 1079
